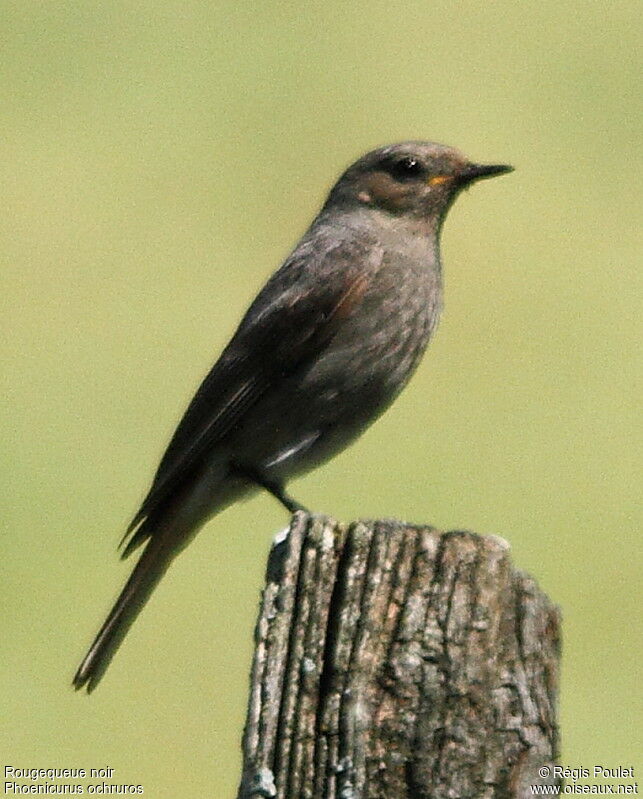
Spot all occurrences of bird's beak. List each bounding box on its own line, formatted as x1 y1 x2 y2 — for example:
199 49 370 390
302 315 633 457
459 163 514 184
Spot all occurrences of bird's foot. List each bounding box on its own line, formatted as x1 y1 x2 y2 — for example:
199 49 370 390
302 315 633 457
232 463 309 515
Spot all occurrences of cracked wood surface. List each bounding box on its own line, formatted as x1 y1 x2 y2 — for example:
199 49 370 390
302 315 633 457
237 513 561 799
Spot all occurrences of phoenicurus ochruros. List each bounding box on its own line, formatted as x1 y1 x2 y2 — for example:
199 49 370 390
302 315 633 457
74 141 512 691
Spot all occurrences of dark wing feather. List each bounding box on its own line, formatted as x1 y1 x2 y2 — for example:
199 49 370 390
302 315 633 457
121 237 375 555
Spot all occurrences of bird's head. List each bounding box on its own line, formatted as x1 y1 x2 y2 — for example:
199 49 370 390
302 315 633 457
324 141 513 227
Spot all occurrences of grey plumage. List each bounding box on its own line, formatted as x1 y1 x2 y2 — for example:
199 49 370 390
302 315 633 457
74 141 512 691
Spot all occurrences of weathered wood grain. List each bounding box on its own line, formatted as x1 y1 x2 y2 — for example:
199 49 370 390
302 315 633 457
238 513 561 799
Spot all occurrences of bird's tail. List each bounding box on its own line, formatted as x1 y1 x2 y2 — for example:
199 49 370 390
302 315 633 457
73 524 187 693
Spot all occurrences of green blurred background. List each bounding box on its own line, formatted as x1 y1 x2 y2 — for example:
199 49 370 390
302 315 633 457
2 1 640 795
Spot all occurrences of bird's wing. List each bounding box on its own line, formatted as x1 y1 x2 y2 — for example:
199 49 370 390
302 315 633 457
121 237 376 554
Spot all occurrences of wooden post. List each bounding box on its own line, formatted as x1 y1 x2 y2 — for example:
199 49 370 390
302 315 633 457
237 513 561 799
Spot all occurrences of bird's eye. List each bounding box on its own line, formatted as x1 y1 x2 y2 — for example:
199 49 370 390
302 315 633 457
389 156 425 181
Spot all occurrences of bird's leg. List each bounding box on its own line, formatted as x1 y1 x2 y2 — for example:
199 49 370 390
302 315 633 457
231 463 309 515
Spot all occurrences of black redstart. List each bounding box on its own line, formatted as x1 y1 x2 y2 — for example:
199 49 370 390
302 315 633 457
74 141 512 691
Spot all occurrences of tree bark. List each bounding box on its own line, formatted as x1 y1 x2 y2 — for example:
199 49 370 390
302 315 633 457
237 513 561 799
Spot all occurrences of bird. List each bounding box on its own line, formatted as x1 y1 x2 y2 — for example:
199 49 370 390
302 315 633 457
73 141 512 691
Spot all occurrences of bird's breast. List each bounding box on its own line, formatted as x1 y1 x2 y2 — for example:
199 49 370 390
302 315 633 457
304 244 442 407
